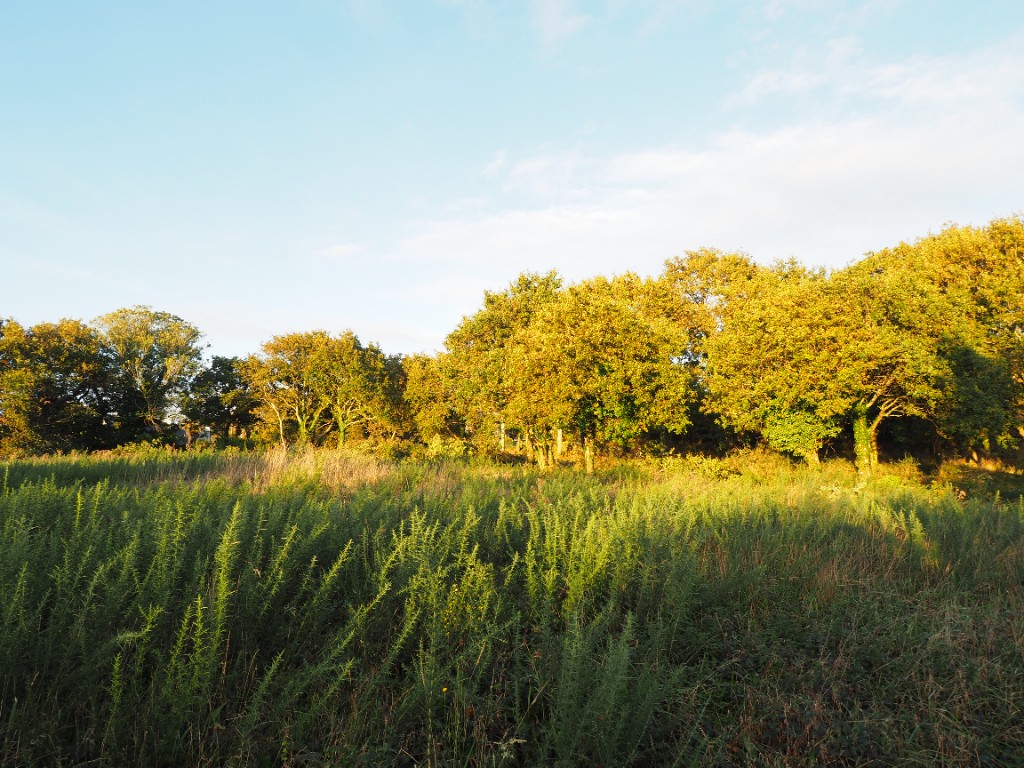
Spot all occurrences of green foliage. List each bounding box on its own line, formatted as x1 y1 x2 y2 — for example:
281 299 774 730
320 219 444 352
687 219 1024 473
507 273 696 452
402 353 462 441
440 271 564 451
311 331 408 446
180 355 256 443
2 215 1023 477
439 271 697 465
690 254 853 464
93 306 206 441
1 451 1023 766
0 318 113 453
423 434 470 460
762 409 840 463
240 330 333 446
241 330 407 449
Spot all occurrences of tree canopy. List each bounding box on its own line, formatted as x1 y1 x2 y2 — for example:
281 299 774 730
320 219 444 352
0 318 112 453
93 306 205 441
2 217 1021 471
241 330 407 448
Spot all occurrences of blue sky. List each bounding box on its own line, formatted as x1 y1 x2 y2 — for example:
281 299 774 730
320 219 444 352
2 1 1022 358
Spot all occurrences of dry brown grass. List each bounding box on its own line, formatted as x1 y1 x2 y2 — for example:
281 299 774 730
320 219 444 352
244 445 395 492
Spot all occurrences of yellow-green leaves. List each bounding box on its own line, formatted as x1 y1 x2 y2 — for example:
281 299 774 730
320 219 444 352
241 330 406 448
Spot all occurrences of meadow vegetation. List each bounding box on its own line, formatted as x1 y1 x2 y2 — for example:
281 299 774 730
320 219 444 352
2 448 1022 766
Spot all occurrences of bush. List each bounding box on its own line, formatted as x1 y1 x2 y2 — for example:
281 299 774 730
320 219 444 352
424 435 470 461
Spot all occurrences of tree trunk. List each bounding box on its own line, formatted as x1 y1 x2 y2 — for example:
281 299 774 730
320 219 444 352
270 402 286 448
584 437 594 475
556 428 563 458
852 404 878 477
334 406 348 448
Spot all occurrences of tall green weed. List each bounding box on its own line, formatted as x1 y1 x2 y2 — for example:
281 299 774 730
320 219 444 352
1 451 1022 766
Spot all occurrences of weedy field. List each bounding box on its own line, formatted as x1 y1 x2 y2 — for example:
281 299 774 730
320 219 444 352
1 448 1022 767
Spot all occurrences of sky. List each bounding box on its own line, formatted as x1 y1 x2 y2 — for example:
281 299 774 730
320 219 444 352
2 0 1023 359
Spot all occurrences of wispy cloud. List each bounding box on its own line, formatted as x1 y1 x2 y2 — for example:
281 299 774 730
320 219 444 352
757 0 904 29
729 36 862 105
394 39 1024 293
314 242 362 263
733 32 1024 111
531 0 591 50
482 149 507 177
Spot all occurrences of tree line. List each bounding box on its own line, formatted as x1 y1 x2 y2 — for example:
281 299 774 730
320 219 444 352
2 218 1022 473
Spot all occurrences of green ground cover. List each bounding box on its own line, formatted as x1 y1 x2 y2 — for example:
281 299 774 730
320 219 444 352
1 449 1022 766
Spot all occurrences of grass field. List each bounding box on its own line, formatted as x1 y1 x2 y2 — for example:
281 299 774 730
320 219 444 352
1 448 1022 767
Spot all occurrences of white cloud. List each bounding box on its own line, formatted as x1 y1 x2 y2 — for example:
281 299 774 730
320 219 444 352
863 46 1024 108
391 39 1024 296
315 242 362 263
171 35 1024 358
729 36 862 105
757 0 905 30
760 0 836 23
733 33 1024 111
482 149 507 177
503 149 591 197
531 0 590 50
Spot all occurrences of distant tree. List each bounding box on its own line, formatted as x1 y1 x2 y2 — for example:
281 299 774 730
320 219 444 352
693 220 1024 473
181 356 257 444
670 249 943 470
441 272 563 453
848 218 1024 458
310 331 406 446
661 247 763 368
93 306 205 441
697 258 846 465
832 260 959 473
241 332 333 447
242 330 407 448
505 273 696 467
435 270 699 468
403 353 462 442
0 318 113 454
368 352 411 444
